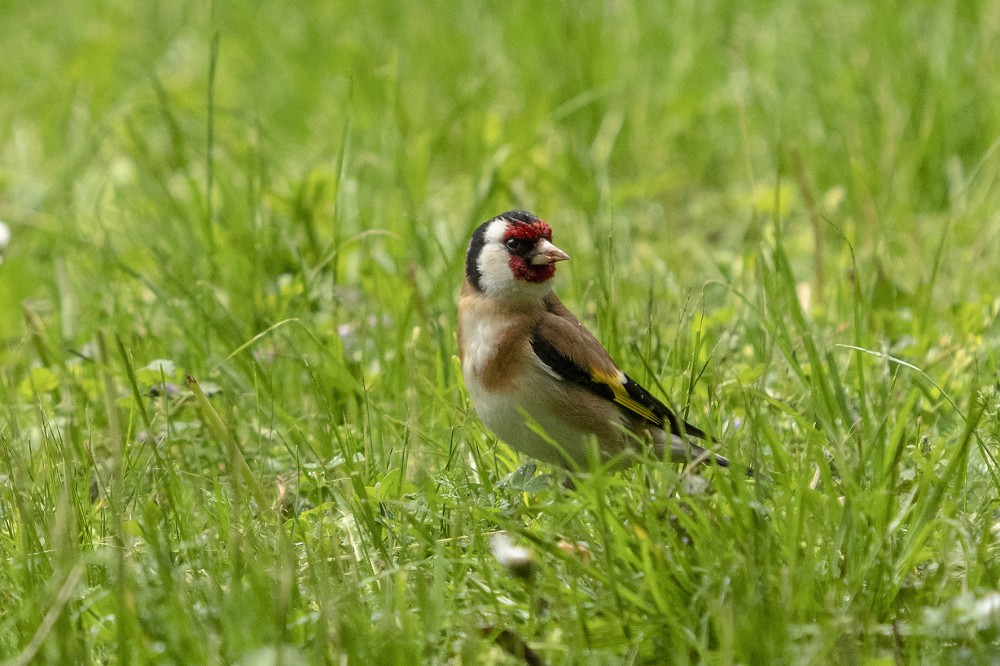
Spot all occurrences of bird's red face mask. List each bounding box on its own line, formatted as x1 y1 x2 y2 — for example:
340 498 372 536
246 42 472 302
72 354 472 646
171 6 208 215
503 221 569 283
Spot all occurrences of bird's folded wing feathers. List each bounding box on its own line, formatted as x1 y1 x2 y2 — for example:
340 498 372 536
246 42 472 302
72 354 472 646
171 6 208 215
533 295 708 440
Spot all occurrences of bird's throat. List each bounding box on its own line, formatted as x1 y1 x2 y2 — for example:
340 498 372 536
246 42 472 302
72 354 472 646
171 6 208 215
509 256 556 283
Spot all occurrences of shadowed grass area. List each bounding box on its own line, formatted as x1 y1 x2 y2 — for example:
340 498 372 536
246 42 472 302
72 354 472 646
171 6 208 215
1 0 999 662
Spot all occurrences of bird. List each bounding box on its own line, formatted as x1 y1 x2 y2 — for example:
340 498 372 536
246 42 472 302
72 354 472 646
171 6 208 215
458 209 731 471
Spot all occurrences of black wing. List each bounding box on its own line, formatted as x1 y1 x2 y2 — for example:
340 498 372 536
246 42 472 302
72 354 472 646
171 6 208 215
529 328 709 441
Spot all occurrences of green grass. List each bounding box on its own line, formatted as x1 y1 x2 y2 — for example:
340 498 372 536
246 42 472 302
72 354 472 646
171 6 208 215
2 0 1000 663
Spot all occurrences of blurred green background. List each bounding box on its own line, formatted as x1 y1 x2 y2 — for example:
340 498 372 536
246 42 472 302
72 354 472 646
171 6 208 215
4 0 998 345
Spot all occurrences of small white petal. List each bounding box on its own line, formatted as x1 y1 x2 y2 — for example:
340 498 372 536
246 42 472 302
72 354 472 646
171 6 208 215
491 533 535 578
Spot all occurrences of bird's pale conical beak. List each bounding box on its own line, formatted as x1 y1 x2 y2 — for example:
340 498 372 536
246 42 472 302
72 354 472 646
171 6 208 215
531 239 571 265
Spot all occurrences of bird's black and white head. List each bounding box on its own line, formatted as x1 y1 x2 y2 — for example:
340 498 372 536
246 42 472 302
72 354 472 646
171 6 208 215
465 210 571 301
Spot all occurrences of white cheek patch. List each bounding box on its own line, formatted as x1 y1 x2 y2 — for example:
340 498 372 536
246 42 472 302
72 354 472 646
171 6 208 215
483 218 508 245
477 243 516 296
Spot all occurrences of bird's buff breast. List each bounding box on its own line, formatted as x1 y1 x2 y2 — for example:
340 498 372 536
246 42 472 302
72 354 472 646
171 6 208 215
460 304 587 465
460 310 594 466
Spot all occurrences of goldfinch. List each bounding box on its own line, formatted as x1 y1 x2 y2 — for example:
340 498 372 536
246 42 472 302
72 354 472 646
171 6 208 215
458 210 730 470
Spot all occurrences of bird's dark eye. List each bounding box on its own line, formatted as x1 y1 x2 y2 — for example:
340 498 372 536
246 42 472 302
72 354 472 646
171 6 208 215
504 237 531 254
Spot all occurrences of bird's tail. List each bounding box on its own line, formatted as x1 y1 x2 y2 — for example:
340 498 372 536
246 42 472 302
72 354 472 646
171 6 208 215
666 435 727 466
678 441 754 476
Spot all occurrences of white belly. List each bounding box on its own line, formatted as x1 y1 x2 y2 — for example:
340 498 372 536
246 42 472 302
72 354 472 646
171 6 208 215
463 366 595 467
